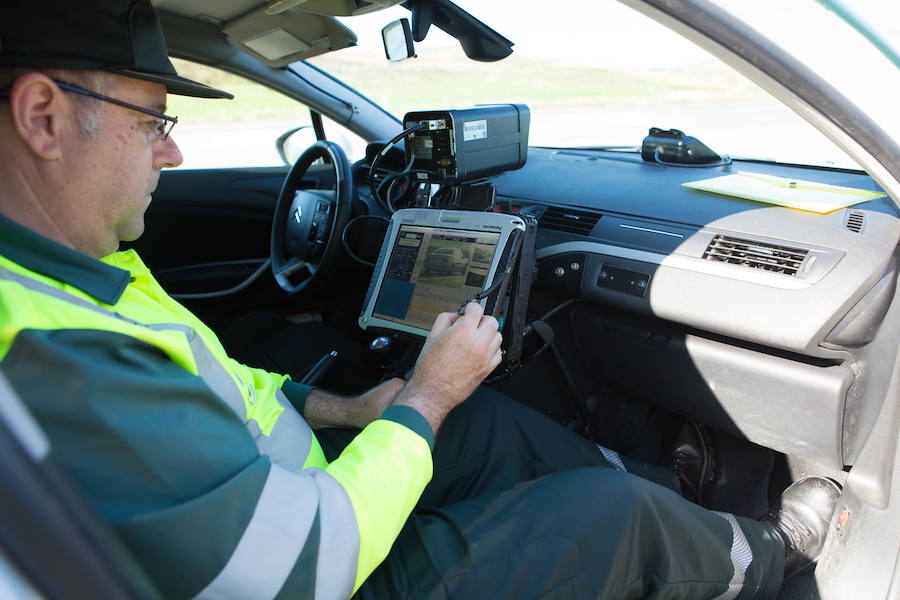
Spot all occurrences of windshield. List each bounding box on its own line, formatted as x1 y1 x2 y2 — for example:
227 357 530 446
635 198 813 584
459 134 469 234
307 0 900 170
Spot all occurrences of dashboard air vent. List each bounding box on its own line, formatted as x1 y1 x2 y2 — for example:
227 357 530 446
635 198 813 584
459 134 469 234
845 210 865 233
703 235 808 276
540 207 601 235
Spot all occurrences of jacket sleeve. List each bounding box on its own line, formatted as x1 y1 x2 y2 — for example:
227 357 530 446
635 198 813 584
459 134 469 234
2 327 432 599
323 407 433 592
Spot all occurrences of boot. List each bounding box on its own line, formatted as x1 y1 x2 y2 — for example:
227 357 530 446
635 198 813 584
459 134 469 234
769 476 841 578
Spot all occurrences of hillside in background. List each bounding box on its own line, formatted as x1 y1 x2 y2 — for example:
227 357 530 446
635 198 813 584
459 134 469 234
170 51 765 124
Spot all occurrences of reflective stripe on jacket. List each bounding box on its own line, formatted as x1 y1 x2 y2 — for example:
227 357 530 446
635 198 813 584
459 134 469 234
0 246 433 599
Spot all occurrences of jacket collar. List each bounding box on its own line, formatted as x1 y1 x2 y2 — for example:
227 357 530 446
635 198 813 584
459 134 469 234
0 214 130 305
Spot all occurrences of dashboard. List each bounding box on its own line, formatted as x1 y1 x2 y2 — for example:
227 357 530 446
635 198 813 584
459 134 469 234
498 148 898 358
359 145 900 470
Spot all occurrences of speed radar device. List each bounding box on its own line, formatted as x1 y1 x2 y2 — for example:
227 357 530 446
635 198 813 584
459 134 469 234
359 209 526 337
403 105 530 185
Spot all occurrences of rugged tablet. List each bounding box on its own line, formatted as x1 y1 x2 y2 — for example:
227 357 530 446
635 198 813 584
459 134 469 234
359 209 526 337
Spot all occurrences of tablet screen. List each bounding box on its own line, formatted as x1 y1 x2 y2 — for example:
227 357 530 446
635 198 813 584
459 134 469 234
372 224 501 331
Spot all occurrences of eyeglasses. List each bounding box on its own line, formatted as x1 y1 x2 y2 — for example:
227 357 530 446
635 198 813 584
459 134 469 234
53 80 178 140
0 79 179 140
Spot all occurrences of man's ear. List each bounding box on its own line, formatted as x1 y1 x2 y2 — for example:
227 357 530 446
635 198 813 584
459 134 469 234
7 73 70 160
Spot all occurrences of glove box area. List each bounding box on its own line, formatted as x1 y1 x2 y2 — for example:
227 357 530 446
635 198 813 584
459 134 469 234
569 305 854 468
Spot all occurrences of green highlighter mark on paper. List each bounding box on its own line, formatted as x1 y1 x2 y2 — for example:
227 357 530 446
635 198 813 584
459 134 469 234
682 171 886 214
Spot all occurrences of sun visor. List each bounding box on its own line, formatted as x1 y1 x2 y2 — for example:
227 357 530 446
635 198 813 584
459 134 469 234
265 0 404 17
223 7 357 66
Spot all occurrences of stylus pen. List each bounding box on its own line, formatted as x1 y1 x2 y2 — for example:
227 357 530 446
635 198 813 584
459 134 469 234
301 350 338 386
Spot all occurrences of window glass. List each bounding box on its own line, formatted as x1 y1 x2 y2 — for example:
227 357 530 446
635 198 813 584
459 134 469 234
307 1 887 169
167 59 313 169
319 114 369 165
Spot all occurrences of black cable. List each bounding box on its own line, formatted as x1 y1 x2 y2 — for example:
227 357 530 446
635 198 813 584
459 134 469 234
384 169 433 212
383 153 416 212
375 176 395 209
456 279 503 314
485 299 580 387
454 218 532 317
690 420 711 506
524 298 578 337
521 299 579 358
369 124 426 213
455 273 511 315
473 276 507 301
548 333 591 433
341 214 390 267
384 176 404 213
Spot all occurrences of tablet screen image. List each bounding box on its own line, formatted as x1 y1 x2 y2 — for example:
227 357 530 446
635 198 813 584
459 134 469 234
372 225 501 331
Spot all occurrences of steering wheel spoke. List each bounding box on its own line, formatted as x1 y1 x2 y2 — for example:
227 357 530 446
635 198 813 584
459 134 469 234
270 141 353 295
274 257 306 278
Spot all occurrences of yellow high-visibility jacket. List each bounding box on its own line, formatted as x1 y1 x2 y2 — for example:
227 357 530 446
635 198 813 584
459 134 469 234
0 214 433 599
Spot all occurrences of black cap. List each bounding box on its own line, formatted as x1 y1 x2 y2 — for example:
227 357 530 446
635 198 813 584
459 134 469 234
0 0 232 99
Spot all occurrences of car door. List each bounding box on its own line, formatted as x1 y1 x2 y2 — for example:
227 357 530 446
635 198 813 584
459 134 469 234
128 60 363 310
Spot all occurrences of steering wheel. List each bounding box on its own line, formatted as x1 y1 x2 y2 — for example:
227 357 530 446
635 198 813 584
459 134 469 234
271 141 353 294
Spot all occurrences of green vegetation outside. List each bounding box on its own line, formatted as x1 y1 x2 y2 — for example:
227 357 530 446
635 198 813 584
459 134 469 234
167 59 311 125
167 51 764 126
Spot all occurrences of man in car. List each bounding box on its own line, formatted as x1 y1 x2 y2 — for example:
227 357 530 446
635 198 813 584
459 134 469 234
0 1 838 598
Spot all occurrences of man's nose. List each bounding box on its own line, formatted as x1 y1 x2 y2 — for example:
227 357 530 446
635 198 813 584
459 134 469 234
154 134 184 169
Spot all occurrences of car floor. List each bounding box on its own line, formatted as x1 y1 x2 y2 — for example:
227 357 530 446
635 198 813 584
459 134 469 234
495 347 834 598
494 346 779 516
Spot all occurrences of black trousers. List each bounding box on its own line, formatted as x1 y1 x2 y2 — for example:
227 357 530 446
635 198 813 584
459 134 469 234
318 389 785 600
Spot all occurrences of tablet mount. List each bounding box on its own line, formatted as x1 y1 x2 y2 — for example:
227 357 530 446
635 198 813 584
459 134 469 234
368 105 530 214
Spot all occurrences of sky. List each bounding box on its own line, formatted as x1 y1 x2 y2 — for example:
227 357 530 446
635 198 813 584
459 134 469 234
337 0 900 141
345 0 709 68
342 0 900 69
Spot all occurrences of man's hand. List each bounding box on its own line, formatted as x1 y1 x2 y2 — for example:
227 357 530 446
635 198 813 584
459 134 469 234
393 302 502 434
304 378 405 430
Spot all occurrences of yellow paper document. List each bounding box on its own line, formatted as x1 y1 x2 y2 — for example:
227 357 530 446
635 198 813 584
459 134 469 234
682 171 885 214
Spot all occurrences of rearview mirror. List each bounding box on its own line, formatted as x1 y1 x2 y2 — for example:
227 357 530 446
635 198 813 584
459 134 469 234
382 18 416 62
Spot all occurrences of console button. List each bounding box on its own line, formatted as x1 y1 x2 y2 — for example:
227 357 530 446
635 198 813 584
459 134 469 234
597 264 650 297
